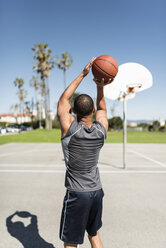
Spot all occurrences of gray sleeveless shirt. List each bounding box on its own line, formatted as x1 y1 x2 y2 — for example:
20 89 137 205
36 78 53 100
61 119 106 192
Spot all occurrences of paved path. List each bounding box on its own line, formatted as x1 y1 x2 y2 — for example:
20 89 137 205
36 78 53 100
1 143 166 248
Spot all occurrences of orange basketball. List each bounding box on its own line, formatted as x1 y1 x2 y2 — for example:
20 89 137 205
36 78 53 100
92 55 118 82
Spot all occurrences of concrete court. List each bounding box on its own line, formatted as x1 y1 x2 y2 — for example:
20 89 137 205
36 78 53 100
0 142 166 248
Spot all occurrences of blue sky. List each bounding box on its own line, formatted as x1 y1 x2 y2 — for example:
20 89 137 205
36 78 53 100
0 0 166 120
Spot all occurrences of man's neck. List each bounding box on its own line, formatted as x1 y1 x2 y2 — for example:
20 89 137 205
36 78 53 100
77 115 93 128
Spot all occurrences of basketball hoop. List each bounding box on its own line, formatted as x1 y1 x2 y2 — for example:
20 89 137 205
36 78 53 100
127 83 142 94
104 63 153 169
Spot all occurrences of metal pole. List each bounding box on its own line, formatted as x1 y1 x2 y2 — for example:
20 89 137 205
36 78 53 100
123 95 127 169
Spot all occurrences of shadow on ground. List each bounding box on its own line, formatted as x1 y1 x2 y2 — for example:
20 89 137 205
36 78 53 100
6 211 55 248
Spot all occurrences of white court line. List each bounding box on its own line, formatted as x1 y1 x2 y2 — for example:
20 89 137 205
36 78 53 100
100 170 166 174
0 164 160 168
0 152 19 157
129 150 166 168
0 169 65 173
0 169 166 174
0 164 64 167
99 163 159 168
0 149 40 157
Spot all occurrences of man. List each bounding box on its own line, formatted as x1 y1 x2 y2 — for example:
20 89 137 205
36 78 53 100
57 58 112 248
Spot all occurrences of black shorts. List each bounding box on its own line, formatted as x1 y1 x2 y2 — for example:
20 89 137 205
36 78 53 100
59 188 104 245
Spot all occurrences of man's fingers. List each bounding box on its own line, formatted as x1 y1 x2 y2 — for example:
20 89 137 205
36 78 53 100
89 57 96 67
91 57 96 63
107 78 113 84
93 78 99 82
104 78 114 85
84 57 96 72
93 78 104 84
93 78 101 87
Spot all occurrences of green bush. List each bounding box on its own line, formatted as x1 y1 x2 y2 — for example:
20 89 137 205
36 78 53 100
138 123 149 130
108 116 123 130
159 126 166 132
0 122 7 127
31 119 45 129
52 117 60 129
17 120 45 129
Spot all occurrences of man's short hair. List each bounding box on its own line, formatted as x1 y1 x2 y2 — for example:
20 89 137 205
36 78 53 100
74 94 94 116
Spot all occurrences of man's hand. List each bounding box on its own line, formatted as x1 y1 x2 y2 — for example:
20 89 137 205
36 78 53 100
93 78 114 87
95 77 110 132
82 57 96 77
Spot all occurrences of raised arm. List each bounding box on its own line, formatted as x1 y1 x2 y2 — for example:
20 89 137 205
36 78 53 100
94 78 113 131
57 57 96 138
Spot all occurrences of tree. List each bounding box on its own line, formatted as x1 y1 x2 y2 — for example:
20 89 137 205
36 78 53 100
110 102 118 117
138 123 149 129
69 92 80 112
24 101 31 117
159 125 166 132
10 104 19 123
152 120 160 131
14 78 27 124
108 116 123 130
56 52 73 89
29 76 41 121
32 43 55 130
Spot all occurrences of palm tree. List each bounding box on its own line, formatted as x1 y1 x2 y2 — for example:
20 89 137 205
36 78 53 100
29 76 41 121
32 43 55 130
10 104 19 123
69 92 79 112
24 101 31 116
14 78 27 124
17 89 27 123
56 52 73 89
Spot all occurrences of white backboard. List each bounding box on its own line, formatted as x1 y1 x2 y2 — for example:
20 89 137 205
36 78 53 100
104 62 153 101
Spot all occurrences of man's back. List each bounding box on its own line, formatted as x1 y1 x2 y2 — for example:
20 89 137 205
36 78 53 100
61 120 106 192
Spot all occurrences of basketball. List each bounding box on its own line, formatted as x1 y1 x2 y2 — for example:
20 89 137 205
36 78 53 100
92 55 118 82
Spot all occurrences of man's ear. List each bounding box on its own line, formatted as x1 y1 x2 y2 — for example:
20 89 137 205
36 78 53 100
73 108 77 114
93 107 96 113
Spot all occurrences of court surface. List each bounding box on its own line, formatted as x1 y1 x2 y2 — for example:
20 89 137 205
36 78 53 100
1 143 166 248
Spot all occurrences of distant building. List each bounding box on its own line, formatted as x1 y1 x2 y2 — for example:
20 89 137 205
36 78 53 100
0 110 55 124
0 113 34 124
127 121 137 127
158 118 165 126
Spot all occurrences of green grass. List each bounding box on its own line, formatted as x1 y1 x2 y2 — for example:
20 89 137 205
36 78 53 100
0 129 166 145
106 131 166 143
0 129 61 145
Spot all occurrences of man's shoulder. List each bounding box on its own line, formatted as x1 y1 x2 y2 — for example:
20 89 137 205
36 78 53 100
93 120 107 139
61 119 80 140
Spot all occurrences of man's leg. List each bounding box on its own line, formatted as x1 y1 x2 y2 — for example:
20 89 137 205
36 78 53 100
64 242 77 248
88 231 104 248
